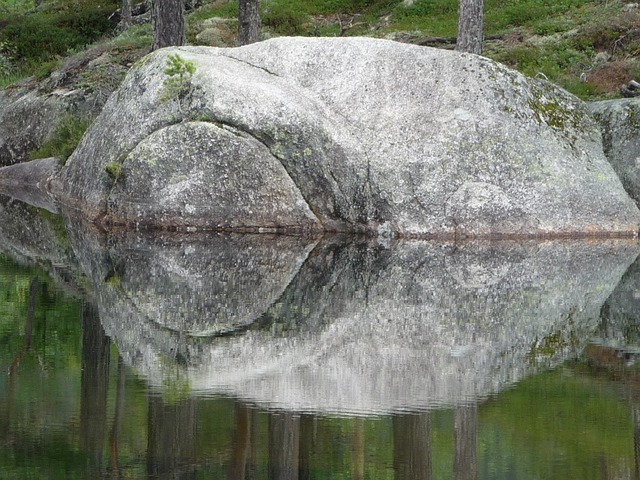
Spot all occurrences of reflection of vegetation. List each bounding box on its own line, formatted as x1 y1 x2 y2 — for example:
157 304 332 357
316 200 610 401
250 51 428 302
0 255 84 476
527 324 579 361
104 161 122 182
160 366 191 404
29 113 91 165
31 206 71 252
104 269 121 287
480 369 634 479
0 254 150 478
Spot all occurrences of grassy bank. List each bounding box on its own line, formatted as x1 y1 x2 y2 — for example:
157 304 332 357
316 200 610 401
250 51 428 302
0 0 638 99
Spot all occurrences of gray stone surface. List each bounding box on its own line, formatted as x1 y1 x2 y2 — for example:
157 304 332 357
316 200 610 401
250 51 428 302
595 252 640 348
53 37 640 237
589 98 640 206
106 121 320 231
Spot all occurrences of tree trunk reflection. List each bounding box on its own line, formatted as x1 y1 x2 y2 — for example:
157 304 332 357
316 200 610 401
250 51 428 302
4 277 39 438
634 405 640 480
147 395 197 479
80 301 110 474
299 415 315 480
454 406 478 480
229 402 262 479
268 412 300 480
393 412 432 480
109 355 126 476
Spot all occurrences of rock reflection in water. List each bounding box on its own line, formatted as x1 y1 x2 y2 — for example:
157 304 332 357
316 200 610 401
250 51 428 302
65 220 639 415
1 207 640 478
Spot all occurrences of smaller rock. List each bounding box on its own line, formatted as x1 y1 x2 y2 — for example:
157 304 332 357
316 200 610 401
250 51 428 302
195 26 232 47
621 79 640 97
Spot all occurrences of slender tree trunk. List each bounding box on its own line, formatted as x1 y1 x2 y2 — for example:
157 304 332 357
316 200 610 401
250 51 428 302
238 0 260 46
456 0 484 54
151 0 186 50
121 0 132 31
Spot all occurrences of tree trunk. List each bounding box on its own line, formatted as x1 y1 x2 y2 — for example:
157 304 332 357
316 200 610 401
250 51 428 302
456 0 484 54
238 0 260 46
151 0 186 50
120 0 132 31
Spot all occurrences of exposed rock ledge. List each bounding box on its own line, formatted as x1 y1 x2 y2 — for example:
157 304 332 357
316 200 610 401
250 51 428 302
7 37 640 237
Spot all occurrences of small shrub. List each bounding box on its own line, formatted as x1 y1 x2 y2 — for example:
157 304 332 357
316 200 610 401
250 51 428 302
0 70 26 88
0 7 117 63
262 2 310 35
104 161 122 181
76 63 127 105
0 40 15 78
396 0 457 18
29 113 90 164
109 23 153 52
160 53 197 109
189 1 239 21
31 58 60 80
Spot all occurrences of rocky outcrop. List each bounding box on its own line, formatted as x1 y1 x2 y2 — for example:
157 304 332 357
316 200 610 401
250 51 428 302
588 98 640 207
51 37 640 237
0 45 131 167
0 85 72 166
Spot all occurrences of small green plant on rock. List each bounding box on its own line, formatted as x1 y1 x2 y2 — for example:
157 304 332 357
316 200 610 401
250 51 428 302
160 53 196 112
105 161 122 181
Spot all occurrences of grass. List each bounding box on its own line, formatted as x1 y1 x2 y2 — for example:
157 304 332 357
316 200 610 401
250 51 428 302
0 0 119 85
0 0 637 100
29 113 90 165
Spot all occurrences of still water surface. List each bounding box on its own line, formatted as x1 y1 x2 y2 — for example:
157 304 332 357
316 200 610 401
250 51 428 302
1 200 640 478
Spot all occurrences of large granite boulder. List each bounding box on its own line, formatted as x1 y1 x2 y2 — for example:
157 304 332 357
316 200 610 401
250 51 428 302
53 37 640 237
588 98 640 206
